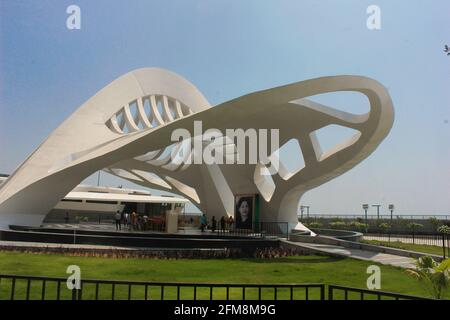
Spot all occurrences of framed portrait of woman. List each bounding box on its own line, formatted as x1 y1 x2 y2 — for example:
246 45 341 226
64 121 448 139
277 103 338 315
234 194 255 230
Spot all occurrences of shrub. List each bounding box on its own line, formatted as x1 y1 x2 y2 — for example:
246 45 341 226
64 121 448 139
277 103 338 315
0 246 304 260
329 221 347 229
377 222 390 233
75 215 89 223
307 222 322 229
348 221 366 231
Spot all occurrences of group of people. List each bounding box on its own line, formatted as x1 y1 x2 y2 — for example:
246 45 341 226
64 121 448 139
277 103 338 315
114 211 157 231
114 211 238 233
200 214 234 233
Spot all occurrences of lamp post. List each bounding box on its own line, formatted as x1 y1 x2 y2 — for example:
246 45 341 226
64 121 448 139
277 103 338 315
372 204 381 220
363 204 369 233
388 204 394 242
300 205 310 221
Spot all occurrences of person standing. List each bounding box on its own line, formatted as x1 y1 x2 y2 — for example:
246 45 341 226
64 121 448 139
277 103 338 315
114 210 122 231
220 216 226 233
124 212 130 229
137 215 142 231
211 216 217 233
228 215 234 230
143 215 148 231
131 211 137 231
200 214 207 232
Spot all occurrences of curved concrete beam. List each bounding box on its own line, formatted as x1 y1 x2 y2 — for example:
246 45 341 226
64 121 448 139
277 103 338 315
0 68 393 230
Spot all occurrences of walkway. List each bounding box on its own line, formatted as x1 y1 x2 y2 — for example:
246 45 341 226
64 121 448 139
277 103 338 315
364 235 442 246
283 240 417 269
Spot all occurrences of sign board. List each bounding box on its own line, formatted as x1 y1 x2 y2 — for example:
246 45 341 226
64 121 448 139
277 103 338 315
234 194 259 230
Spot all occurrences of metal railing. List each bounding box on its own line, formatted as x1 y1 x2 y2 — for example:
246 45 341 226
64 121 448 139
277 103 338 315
0 274 434 300
0 274 324 300
303 214 450 220
260 222 289 237
302 215 450 234
328 285 434 300
364 233 450 258
210 222 290 238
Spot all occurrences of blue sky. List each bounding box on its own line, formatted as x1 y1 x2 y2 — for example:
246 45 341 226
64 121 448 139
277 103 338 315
0 0 449 215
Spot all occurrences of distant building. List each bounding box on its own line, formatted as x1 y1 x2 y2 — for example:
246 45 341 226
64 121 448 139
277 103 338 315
46 184 188 223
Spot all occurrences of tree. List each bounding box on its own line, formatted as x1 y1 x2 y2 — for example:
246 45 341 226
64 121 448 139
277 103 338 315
377 222 390 234
405 256 450 299
438 225 450 234
428 217 441 232
408 222 423 233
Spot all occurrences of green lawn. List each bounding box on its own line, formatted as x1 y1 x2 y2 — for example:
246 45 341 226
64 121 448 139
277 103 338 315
363 240 445 256
0 250 444 300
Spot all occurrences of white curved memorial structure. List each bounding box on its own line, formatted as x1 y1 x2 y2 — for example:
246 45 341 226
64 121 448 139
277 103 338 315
0 68 394 230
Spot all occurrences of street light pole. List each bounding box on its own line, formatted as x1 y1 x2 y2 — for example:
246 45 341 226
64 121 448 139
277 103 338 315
372 204 381 220
299 205 310 221
388 204 394 242
363 204 369 233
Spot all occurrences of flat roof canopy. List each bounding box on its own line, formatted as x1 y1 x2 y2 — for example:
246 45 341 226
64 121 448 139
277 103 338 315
64 191 189 204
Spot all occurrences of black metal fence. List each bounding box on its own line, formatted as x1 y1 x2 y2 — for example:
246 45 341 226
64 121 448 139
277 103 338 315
0 274 433 300
260 222 289 237
303 214 450 234
304 214 450 221
0 274 323 300
211 222 290 238
364 233 450 258
328 285 434 300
